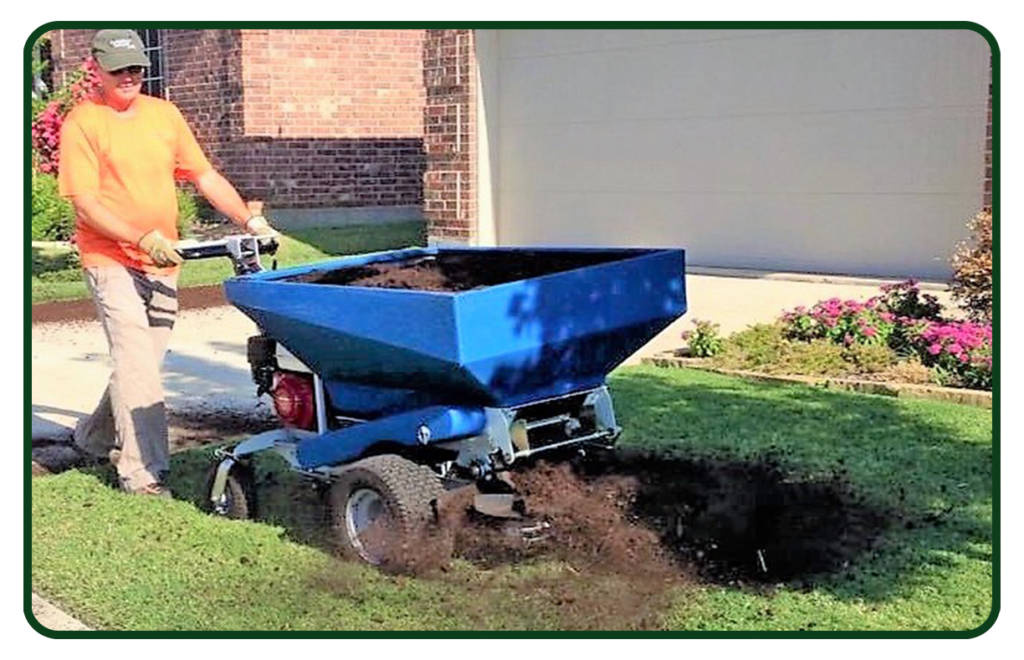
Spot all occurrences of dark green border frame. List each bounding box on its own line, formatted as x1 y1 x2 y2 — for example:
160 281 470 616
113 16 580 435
25 19 999 642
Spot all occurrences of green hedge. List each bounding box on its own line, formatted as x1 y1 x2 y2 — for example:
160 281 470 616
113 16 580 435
31 171 74 241
31 172 200 242
176 186 198 237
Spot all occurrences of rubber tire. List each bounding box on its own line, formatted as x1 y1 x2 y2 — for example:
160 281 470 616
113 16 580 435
203 462 257 520
329 454 446 569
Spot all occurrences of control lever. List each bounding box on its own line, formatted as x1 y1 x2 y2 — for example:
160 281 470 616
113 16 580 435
175 235 279 276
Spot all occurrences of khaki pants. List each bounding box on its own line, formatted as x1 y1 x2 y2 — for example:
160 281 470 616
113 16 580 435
74 265 178 491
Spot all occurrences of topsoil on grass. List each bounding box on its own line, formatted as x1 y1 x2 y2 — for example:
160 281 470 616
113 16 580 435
304 448 899 630
439 450 894 586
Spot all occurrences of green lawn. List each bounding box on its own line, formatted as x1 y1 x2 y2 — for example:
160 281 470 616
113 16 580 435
30 222 427 304
30 367 994 632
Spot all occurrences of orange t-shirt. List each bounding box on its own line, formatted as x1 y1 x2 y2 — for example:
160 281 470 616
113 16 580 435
58 95 213 273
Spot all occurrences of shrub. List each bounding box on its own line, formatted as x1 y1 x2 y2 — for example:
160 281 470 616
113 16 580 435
31 171 75 241
914 320 992 390
843 343 897 374
681 319 724 357
34 251 82 282
31 58 102 174
951 210 993 323
882 355 934 385
713 323 789 371
873 279 942 322
715 325 852 376
780 340 851 376
865 280 943 355
177 186 199 238
713 321 921 381
780 298 896 348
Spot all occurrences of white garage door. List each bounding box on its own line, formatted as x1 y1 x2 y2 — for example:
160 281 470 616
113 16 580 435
479 29 990 279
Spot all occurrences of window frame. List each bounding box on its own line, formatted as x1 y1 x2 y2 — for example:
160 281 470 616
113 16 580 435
134 28 167 98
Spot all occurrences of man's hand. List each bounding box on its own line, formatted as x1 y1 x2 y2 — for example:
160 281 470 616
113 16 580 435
138 230 184 267
245 215 279 238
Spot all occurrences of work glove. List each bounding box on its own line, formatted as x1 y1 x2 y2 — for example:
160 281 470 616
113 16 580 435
245 215 279 238
138 229 183 267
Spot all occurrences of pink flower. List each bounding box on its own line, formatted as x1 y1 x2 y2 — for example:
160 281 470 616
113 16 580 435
864 326 877 337
928 343 942 356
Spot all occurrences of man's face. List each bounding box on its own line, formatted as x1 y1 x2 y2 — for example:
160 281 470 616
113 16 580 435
99 65 144 108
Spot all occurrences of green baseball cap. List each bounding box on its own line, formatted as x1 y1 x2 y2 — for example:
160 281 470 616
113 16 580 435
91 29 151 71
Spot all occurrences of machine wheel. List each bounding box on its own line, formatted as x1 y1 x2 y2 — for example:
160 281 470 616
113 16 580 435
204 462 257 520
329 454 447 569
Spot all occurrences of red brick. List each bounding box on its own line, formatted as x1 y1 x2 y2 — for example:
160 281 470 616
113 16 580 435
49 28 426 210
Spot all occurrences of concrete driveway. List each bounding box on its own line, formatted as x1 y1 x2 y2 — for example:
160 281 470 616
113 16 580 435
30 268 953 440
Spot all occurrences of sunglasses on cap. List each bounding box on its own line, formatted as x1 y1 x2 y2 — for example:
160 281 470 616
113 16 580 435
109 66 144 76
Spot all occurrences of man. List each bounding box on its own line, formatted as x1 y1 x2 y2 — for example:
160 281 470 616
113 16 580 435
52 29 276 496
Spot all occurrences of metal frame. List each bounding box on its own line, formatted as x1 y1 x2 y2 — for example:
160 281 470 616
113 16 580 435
209 383 621 509
193 242 682 519
134 28 167 98
437 385 621 471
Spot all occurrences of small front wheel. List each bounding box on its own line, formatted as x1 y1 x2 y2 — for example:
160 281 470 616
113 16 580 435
204 462 257 520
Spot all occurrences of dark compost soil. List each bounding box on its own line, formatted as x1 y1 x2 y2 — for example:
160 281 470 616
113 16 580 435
307 449 896 630
439 450 893 586
32 252 621 322
290 251 623 292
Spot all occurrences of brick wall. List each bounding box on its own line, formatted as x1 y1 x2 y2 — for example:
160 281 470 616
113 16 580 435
241 30 423 139
233 30 425 207
46 29 426 211
422 30 476 244
163 29 244 172
48 29 92 87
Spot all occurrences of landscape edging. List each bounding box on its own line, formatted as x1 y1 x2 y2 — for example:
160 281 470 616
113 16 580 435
642 352 992 409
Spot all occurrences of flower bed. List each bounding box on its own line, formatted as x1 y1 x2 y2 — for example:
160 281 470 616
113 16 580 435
680 280 992 391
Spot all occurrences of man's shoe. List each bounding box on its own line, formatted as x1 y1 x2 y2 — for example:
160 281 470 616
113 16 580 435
120 480 172 499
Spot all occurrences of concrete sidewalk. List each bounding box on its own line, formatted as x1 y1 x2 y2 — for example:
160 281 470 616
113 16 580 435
31 305 267 440
30 593 91 632
30 269 953 439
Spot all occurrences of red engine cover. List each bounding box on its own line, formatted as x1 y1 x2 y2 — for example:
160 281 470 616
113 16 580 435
271 371 316 431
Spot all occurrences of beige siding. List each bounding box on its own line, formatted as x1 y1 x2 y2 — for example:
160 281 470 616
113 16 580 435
478 29 990 278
